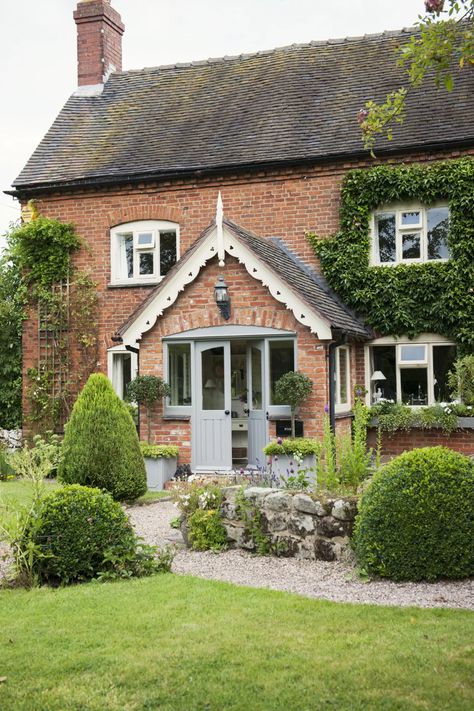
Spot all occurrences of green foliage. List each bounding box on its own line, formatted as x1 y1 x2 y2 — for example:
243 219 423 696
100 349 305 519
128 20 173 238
59 373 147 502
0 448 16 481
236 488 272 555
311 158 474 348
10 432 61 481
187 508 228 552
140 443 179 459
369 401 459 433
23 485 134 584
274 371 313 438
263 437 321 457
7 216 80 292
127 375 171 444
353 447 474 581
174 483 223 516
359 1 474 150
0 236 25 428
448 354 474 405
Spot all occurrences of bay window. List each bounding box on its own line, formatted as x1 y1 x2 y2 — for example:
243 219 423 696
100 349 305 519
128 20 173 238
366 337 457 406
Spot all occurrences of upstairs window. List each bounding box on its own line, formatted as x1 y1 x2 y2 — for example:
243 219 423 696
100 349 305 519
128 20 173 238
110 220 179 285
372 205 449 266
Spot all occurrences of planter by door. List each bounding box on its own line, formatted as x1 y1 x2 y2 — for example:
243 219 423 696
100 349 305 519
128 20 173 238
269 455 316 486
144 456 177 491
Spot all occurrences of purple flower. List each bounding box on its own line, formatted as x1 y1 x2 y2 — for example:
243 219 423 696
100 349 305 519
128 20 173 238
277 437 283 445
324 404 329 414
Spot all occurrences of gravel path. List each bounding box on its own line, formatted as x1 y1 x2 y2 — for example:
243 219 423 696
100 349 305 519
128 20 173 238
128 500 474 610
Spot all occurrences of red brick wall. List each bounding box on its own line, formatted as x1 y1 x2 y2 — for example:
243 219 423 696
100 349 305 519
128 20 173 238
20 148 472 443
367 427 474 457
139 255 330 463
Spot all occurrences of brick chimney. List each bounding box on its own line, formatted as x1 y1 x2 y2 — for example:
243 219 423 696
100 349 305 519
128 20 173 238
74 0 125 87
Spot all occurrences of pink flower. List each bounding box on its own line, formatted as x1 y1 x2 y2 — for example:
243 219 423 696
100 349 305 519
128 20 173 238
357 108 369 125
425 0 444 13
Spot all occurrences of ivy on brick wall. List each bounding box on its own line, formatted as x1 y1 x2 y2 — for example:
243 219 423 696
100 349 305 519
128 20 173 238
308 157 474 350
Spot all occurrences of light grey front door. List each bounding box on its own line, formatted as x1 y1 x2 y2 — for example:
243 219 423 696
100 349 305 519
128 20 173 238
246 341 268 467
193 341 232 471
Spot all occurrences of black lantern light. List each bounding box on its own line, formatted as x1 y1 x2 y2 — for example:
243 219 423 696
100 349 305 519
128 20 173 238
214 275 231 320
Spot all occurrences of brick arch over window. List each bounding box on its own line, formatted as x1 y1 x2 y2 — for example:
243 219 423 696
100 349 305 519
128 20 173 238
107 206 184 228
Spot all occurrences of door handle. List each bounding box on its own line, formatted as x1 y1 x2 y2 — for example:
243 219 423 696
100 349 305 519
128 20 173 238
243 408 249 415
225 410 230 415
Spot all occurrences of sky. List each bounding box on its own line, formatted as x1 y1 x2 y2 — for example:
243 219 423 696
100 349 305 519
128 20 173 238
0 0 423 249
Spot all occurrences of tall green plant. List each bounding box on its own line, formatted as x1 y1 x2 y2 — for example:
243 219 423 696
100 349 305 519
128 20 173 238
126 375 171 444
59 374 147 501
274 371 313 438
448 355 474 405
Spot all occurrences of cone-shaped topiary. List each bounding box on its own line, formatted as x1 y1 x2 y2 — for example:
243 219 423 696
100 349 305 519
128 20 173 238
58 373 147 501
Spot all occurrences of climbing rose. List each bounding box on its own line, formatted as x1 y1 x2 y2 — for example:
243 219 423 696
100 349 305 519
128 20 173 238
424 0 444 13
357 108 369 125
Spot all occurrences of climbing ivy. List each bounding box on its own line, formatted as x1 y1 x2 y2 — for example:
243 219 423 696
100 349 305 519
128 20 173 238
1 209 98 433
309 157 474 350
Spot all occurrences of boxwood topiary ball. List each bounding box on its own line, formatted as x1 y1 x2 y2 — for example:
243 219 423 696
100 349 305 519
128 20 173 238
353 446 474 581
27 484 137 585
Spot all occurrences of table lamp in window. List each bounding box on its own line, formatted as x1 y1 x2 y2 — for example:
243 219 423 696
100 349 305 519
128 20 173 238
371 370 386 403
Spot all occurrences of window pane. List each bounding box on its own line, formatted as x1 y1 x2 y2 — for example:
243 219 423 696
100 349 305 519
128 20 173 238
137 232 154 247
139 252 154 275
376 213 396 263
112 352 131 399
202 347 225 410
402 233 420 260
160 231 177 276
433 345 457 402
121 234 133 278
400 344 426 362
371 346 396 403
168 343 191 406
270 340 295 404
427 207 450 260
251 346 263 410
401 211 421 227
401 368 428 405
338 348 348 404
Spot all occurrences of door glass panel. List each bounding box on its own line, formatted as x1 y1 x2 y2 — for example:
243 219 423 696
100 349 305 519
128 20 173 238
270 340 295 404
376 212 396 263
433 344 457 402
401 368 428 405
251 346 263 410
338 347 348 404
427 207 450 260
202 347 225 410
168 343 191 405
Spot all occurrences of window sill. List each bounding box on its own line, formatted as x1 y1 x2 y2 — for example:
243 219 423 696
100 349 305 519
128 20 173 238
108 280 161 289
163 415 191 421
335 410 353 419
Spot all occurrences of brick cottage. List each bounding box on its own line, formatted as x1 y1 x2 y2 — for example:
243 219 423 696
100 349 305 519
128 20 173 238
10 0 474 468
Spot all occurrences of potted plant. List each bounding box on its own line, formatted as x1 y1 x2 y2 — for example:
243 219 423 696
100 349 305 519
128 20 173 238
274 370 313 438
263 437 321 486
127 375 173 489
139 443 179 490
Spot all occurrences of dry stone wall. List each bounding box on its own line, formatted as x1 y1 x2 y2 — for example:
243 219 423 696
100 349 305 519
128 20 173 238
221 486 358 561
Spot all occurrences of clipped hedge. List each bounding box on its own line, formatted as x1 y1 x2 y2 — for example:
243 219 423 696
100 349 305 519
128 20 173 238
353 447 474 581
263 438 321 457
59 373 146 501
27 485 137 584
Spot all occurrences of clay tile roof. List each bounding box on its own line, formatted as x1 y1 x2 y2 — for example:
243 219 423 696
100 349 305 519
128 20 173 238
13 28 474 191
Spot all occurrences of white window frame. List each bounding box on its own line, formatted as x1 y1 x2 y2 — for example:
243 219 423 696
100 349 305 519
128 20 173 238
107 345 138 400
164 340 194 416
110 220 180 286
364 334 456 407
266 337 298 418
335 346 351 413
370 203 450 266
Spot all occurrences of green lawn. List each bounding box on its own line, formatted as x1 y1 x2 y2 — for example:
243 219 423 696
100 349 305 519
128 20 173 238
0 575 472 711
